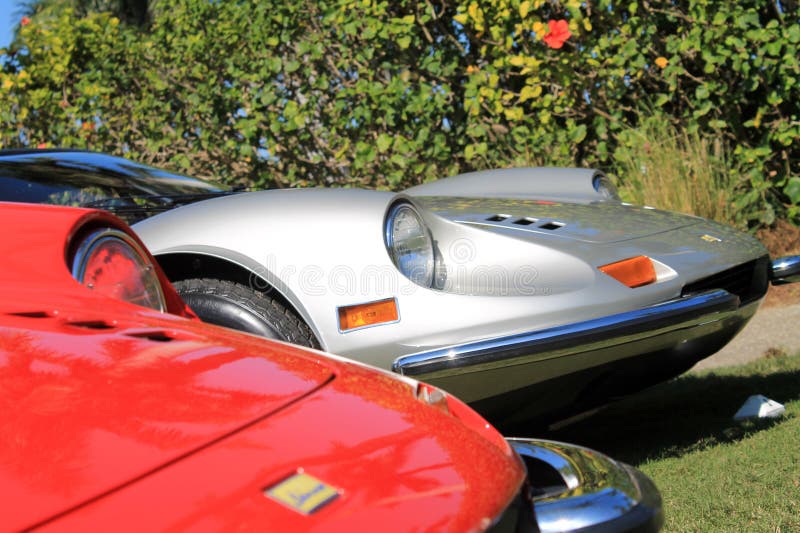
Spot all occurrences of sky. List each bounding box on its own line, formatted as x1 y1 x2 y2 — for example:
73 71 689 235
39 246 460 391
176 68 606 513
0 0 22 50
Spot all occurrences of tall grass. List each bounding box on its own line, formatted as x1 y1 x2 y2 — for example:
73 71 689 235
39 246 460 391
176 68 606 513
614 118 740 227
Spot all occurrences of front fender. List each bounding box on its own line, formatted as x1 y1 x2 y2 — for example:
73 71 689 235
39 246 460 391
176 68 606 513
133 188 401 349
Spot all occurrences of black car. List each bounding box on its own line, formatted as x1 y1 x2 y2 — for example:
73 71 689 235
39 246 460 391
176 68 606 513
0 149 231 224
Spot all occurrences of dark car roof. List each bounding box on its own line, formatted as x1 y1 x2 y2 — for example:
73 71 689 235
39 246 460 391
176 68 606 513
0 149 231 223
0 149 227 196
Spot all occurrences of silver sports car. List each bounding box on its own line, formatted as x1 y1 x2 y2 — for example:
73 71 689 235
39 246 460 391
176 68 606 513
4 149 798 422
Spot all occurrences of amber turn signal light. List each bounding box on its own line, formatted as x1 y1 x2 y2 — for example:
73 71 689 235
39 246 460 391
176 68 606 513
599 256 657 288
338 298 399 331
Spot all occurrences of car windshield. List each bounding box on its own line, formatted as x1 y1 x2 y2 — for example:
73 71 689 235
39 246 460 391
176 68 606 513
0 151 229 210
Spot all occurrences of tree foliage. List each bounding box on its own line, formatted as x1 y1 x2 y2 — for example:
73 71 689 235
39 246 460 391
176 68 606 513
1 0 798 225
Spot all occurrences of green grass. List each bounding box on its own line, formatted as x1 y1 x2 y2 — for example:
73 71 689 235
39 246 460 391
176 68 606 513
540 353 800 532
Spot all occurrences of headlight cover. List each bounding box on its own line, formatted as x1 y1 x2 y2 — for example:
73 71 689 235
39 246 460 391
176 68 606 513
71 228 166 311
592 173 620 201
385 202 435 287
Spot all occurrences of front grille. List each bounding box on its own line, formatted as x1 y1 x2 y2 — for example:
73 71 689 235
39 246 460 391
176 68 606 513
681 256 770 305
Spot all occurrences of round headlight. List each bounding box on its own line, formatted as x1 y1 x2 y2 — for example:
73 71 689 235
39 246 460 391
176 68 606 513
592 174 620 201
385 203 435 287
71 228 166 311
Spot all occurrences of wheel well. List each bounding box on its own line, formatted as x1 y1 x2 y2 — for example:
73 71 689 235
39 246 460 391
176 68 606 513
155 253 298 318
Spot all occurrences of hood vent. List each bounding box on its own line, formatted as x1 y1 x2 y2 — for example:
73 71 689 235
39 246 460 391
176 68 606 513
538 221 564 230
424 197 699 243
125 330 176 342
6 310 200 344
68 320 116 330
8 311 52 318
486 214 565 231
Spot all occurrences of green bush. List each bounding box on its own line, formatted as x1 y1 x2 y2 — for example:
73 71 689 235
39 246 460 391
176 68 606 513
1 0 798 226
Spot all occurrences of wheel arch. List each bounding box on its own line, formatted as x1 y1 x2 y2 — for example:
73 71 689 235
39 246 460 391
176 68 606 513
155 251 325 346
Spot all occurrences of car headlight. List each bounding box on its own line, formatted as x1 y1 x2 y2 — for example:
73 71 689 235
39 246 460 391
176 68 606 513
70 228 166 311
592 173 620 201
385 202 435 287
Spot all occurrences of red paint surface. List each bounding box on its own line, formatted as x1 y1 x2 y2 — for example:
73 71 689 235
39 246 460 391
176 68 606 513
0 203 525 531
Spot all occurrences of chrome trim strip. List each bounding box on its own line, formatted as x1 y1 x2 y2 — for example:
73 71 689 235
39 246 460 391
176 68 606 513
393 289 739 377
507 438 662 533
770 255 800 285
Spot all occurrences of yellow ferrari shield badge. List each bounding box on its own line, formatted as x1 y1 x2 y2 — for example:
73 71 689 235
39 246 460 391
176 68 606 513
265 472 340 514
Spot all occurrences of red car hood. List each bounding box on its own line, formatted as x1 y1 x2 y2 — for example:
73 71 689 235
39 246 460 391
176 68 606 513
1 296 522 531
0 299 334 531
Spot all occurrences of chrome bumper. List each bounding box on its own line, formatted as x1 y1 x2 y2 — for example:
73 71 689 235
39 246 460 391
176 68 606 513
393 288 755 411
397 255 800 383
504 439 663 533
394 288 740 378
770 255 800 285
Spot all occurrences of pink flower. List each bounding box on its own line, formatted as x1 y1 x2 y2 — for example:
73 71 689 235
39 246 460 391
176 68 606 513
543 19 571 49
21 16 30 27
37 143 47 149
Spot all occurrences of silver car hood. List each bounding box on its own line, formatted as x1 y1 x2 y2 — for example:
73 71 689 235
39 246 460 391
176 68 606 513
414 196 699 244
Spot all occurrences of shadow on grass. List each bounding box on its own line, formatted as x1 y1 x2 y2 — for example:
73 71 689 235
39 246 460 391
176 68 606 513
504 359 800 466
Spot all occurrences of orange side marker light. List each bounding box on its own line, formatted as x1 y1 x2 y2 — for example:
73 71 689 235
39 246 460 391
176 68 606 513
599 256 657 288
338 298 399 331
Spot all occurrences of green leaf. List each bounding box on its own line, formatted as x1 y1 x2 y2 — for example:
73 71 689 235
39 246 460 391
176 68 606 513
519 1 531 19
376 134 393 152
569 124 587 143
284 60 300 73
787 24 800 44
464 144 475 160
785 178 800 205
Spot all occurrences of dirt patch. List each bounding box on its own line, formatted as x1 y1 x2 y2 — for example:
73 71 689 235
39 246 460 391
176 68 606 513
764 284 800 307
756 219 800 256
756 219 800 307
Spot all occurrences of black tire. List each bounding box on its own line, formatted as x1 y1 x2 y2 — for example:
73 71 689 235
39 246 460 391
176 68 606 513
174 278 320 348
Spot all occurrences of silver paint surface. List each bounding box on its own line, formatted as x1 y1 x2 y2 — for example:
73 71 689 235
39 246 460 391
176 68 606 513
133 169 770 395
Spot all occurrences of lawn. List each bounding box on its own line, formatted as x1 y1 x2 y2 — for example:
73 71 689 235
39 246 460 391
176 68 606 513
538 353 800 532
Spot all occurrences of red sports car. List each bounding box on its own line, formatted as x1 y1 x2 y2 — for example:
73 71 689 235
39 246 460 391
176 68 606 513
0 202 662 531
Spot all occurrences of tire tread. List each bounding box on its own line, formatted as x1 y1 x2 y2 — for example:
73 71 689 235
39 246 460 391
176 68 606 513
174 278 320 349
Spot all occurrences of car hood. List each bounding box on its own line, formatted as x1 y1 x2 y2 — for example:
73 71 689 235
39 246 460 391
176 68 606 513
1 295 524 531
41 362 524 532
0 301 334 531
415 196 699 244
